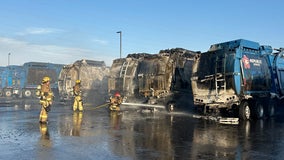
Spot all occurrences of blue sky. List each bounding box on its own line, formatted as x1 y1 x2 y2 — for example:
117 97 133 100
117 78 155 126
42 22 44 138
0 0 283 66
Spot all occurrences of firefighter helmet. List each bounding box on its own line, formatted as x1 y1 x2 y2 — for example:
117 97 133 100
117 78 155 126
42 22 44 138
114 92 121 97
76 80 81 84
42 76 50 83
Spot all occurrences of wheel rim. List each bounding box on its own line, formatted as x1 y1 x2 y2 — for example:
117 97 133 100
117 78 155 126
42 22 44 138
25 90 31 97
257 104 264 118
168 104 174 112
5 90 12 97
244 105 250 119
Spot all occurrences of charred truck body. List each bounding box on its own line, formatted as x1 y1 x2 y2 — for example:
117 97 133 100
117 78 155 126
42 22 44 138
58 59 109 105
191 39 284 120
108 48 197 111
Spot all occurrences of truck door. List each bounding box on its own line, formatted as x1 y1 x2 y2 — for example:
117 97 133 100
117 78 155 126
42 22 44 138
241 53 271 92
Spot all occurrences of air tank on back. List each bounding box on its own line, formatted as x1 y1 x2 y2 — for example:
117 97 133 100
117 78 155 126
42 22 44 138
58 59 110 106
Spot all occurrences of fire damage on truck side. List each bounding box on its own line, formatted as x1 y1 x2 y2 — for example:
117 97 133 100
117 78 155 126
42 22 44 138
108 48 198 112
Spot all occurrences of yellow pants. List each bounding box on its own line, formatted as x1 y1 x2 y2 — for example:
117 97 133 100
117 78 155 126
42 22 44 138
72 112 83 136
73 96 83 111
39 100 52 123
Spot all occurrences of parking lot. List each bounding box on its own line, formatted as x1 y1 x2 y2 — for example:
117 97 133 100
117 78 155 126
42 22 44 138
1 100 284 160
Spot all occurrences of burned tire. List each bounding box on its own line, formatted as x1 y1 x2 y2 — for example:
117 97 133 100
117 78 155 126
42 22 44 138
239 101 251 120
255 101 264 119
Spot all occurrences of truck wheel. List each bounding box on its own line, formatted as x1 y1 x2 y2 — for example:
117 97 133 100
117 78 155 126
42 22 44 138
167 102 175 112
255 102 264 119
5 90 12 97
267 101 275 117
239 101 251 120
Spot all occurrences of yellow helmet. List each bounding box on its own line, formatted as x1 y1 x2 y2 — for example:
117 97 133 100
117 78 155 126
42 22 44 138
76 79 81 84
42 76 50 83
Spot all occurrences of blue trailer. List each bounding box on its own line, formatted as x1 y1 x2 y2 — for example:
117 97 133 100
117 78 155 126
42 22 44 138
191 39 284 120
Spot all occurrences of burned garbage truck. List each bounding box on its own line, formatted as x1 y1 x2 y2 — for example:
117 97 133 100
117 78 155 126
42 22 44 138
58 59 110 105
108 48 198 111
191 39 284 120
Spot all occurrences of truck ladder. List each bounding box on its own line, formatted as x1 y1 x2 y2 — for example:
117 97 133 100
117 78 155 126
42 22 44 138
120 61 129 78
215 54 226 95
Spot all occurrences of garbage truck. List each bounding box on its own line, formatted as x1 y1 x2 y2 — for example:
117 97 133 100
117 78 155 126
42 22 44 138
0 65 25 98
108 48 198 111
21 62 64 99
0 62 64 99
191 39 284 120
58 59 110 105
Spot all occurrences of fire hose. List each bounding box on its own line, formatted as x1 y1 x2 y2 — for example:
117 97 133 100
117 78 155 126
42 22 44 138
88 102 110 110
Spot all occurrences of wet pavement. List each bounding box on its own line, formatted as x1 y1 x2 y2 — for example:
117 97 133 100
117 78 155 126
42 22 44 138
1 100 284 160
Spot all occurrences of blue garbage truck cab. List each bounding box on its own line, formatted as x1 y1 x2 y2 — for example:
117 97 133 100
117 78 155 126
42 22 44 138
191 39 284 120
0 65 25 98
0 67 5 97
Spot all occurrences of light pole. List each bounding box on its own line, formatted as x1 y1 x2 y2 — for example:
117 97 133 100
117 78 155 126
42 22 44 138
8 53 11 66
116 31 122 59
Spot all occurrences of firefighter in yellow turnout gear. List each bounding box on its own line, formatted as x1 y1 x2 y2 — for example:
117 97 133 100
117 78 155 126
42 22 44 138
73 80 83 111
37 76 54 123
109 92 123 111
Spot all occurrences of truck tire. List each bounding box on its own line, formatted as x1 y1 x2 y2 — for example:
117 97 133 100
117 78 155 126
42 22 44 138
5 90 12 97
266 100 275 117
255 101 264 119
239 101 251 120
167 102 175 112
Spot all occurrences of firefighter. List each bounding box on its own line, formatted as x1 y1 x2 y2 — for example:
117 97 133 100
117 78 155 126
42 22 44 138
73 79 83 111
37 76 54 123
109 92 123 111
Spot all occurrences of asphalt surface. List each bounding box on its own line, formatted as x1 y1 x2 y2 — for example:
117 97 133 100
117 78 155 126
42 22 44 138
1 99 284 160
